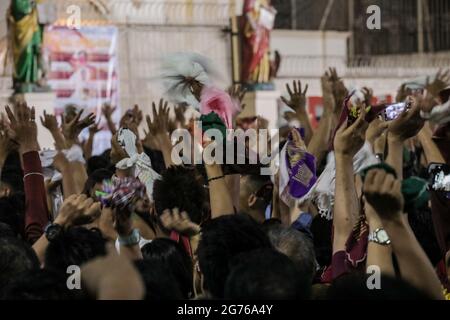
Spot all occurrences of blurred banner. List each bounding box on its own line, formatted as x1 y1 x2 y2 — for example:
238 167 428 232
43 25 120 155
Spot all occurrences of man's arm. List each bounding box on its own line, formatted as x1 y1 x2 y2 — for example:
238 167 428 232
6 104 51 244
280 80 313 145
364 169 443 299
332 107 369 253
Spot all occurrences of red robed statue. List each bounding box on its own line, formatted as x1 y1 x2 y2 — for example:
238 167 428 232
241 0 277 85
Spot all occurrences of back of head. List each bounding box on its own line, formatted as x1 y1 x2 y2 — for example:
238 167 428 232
266 224 316 285
45 227 107 272
2 269 81 300
224 248 307 300
134 259 184 300
86 156 112 176
153 165 206 224
83 168 113 197
327 272 432 300
197 214 272 298
141 238 193 298
0 237 39 290
0 194 25 236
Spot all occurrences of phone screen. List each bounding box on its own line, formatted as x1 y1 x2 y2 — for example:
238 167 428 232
384 102 406 121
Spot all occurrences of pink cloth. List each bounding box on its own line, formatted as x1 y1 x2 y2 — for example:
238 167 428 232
200 86 240 129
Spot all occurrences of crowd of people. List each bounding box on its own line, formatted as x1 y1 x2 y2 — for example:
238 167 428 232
0 62 449 300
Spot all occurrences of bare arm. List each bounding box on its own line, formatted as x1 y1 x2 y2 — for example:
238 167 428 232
205 164 234 218
333 107 369 253
364 169 443 299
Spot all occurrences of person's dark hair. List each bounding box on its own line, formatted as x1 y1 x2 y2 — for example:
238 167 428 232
141 238 193 298
86 156 112 176
0 222 15 238
310 215 332 267
1 169 24 194
197 214 272 298
0 194 25 236
82 168 113 196
224 248 308 299
153 165 206 224
134 259 184 300
243 174 273 203
0 237 39 291
45 227 107 272
266 224 316 286
327 272 431 300
1 269 82 300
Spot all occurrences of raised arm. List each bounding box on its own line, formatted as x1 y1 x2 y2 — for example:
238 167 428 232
363 169 443 299
53 152 88 198
332 106 369 253
386 96 425 179
102 103 117 135
6 103 51 244
40 110 67 150
145 99 174 167
280 80 313 145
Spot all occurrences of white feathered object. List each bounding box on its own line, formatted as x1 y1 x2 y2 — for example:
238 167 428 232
157 52 220 109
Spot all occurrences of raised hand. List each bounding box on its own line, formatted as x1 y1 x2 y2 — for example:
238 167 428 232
321 74 336 114
61 109 96 141
81 243 145 300
281 80 308 114
425 68 450 99
334 104 369 157
5 102 38 153
395 84 412 103
363 169 404 219
39 110 59 133
89 122 101 136
228 84 247 110
325 67 348 106
160 207 201 237
54 193 102 227
361 87 374 106
144 99 171 151
102 103 116 119
388 96 425 142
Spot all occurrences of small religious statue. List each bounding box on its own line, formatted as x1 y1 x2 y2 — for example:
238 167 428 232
8 0 47 93
241 0 279 90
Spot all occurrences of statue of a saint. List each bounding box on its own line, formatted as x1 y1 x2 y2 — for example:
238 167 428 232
8 0 45 93
241 0 277 87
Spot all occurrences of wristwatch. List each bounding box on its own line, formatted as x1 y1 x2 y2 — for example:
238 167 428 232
44 222 63 242
118 228 141 246
368 228 391 245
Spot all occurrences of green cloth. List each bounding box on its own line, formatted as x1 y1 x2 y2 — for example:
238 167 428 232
199 112 227 140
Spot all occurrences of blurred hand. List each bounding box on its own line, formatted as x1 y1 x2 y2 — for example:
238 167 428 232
228 84 247 110
321 74 336 114
62 110 96 141
425 69 450 99
144 99 171 151
102 103 116 119
40 110 59 132
54 193 101 227
81 243 145 300
160 207 200 237
334 105 369 157
366 118 389 146
361 87 374 106
52 151 70 172
281 80 308 114
5 102 38 153
363 169 404 219
325 67 348 112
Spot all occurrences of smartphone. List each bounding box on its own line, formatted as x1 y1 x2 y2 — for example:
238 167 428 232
383 102 407 121
428 163 450 197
